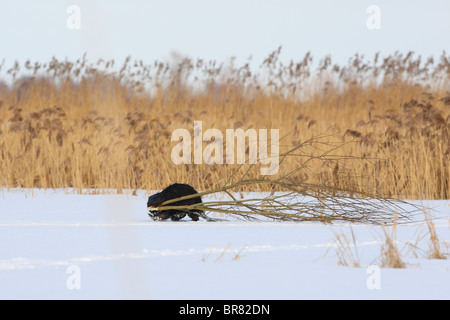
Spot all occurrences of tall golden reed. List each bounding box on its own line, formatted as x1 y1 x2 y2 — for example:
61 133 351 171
0 49 448 199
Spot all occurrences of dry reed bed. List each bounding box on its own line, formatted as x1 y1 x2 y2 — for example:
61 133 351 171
0 50 449 199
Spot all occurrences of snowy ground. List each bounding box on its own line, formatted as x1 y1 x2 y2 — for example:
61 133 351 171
0 189 449 299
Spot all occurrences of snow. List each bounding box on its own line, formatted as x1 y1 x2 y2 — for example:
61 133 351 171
0 188 449 299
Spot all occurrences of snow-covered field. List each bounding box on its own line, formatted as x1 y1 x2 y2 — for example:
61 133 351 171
0 189 449 299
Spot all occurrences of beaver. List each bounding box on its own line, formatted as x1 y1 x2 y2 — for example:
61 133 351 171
147 183 204 221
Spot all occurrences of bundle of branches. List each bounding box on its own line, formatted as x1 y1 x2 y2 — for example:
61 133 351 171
151 134 423 224
153 181 420 224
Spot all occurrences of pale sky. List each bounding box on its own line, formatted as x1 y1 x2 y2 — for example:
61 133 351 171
1 0 449 69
